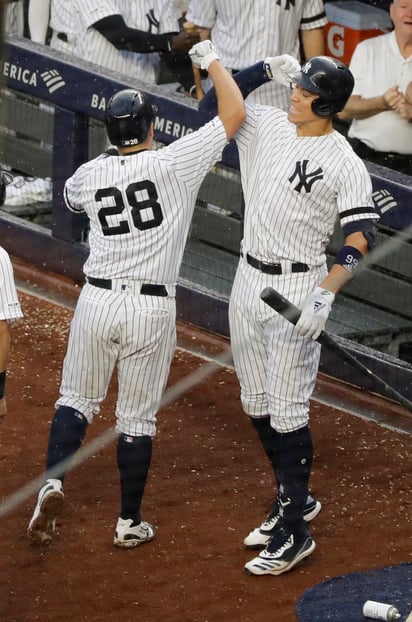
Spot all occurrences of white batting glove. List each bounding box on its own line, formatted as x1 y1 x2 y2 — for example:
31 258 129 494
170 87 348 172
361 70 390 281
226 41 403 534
189 40 220 71
295 287 335 340
263 54 301 87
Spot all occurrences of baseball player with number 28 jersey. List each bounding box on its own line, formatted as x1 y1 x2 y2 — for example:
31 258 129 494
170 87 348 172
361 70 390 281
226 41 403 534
27 41 245 549
199 55 379 576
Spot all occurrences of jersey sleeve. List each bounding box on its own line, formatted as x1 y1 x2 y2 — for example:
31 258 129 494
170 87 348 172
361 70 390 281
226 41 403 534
162 116 228 191
64 153 110 213
300 0 328 30
73 0 117 30
64 172 84 213
336 158 379 229
185 0 216 29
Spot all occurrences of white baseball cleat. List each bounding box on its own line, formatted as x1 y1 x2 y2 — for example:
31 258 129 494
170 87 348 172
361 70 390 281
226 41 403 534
245 525 315 576
27 478 64 545
244 494 321 549
113 517 155 548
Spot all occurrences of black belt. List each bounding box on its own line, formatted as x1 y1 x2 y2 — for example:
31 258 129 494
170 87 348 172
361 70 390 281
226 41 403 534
56 32 68 42
246 253 309 275
86 277 168 297
349 138 412 176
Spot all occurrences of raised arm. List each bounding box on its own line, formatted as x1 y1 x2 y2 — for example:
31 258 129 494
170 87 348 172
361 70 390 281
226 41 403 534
189 40 246 139
198 54 300 122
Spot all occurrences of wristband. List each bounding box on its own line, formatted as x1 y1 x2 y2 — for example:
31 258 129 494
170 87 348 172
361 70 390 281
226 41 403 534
333 245 363 273
0 370 6 399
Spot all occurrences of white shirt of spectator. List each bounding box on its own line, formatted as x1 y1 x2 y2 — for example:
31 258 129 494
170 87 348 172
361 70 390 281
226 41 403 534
348 31 412 154
186 0 327 110
72 0 181 85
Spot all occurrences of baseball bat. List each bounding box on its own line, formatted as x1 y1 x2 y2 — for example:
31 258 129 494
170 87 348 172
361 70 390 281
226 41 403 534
260 287 412 413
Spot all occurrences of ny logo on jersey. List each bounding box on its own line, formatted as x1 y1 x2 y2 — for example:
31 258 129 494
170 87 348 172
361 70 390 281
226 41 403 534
288 160 324 193
146 9 160 33
274 0 296 10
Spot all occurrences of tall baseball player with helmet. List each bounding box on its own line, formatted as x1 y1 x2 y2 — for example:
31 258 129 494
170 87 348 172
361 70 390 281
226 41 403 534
27 40 245 547
199 55 379 575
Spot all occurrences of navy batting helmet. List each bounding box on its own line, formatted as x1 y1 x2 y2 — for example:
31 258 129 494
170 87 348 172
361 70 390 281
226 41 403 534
292 56 354 117
105 89 155 147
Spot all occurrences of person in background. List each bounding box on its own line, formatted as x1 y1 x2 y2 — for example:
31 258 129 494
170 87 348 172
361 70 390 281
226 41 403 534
28 0 78 56
0 171 24 419
4 0 24 36
339 0 412 176
70 0 199 86
185 0 327 110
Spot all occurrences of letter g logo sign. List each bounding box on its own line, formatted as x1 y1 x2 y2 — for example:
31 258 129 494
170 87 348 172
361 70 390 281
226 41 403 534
327 24 344 58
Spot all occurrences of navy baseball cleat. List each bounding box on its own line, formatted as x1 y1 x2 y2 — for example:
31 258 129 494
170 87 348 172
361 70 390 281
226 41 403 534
113 517 155 548
245 525 315 576
27 478 64 545
244 493 321 549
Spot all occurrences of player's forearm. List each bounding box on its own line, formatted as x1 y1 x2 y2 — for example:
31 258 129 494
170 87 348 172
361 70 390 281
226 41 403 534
300 28 325 59
93 15 176 53
320 231 369 294
199 61 269 121
208 60 246 139
342 94 390 120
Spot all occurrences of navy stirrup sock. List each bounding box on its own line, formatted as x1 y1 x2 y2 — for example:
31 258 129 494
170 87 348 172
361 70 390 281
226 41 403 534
46 405 88 481
250 415 280 485
275 425 313 532
117 434 152 524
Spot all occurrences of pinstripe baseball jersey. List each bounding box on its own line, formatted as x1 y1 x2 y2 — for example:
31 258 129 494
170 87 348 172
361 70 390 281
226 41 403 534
0 247 23 321
236 103 378 267
49 0 78 53
228 103 378 432
72 0 181 83
64 117 227 283
186 0 327 108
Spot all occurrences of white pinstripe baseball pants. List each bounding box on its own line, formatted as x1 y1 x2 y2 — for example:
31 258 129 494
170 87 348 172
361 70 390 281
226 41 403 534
56 284 176 437
229 257 327 433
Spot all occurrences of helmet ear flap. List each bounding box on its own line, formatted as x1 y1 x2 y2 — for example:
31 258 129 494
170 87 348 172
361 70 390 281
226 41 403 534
311 99 334 118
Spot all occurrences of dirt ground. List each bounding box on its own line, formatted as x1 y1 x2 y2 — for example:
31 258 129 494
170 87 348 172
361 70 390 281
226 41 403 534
0 275 411 622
